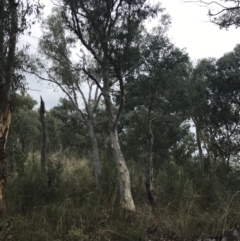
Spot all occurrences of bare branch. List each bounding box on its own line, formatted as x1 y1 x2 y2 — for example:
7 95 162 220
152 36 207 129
184 0 227 8
93 93 102 114
72 86 79 108
185 0 240 18
82 67 103 91
75 81 90 115
24 68 87 123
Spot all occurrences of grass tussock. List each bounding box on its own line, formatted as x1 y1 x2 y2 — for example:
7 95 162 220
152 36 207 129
1 154 240 241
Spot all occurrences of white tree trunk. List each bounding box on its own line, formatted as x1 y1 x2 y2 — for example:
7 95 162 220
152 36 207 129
109 128 135 211
101 68 135 211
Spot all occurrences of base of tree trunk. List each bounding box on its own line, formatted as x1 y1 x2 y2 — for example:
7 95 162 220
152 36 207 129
110 128 136 212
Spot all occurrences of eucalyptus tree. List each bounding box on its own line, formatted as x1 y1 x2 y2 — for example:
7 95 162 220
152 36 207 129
199 45 240 166
24 10 102 189
52 0 163 211
181 45 240 169
186 59 214 174
124 18 190 203
0 0 43 211
169 57 217 174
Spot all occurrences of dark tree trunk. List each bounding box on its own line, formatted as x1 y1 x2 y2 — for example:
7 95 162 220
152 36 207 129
40 96 46 173
144 114 155 204
194 119 204 175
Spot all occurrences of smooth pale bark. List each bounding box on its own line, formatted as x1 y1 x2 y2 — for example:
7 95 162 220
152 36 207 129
87 119 101 189
109 128 135 211
40 96 46 173
102 76 135 211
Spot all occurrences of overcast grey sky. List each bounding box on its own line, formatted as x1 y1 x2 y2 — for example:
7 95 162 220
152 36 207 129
20 0 240 110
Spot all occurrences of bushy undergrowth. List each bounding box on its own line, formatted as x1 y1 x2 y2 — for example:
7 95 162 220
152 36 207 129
1 154 240 241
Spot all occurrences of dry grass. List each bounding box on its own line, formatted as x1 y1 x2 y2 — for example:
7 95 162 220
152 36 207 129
2 153 240 241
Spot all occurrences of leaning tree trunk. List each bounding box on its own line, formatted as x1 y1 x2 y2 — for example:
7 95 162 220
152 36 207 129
102 76 135 210
109 127 135 211
40 96 46 173
144 114 155 204
87 119 101 190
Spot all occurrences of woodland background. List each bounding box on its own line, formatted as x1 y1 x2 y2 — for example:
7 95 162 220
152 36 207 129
1 0 240 240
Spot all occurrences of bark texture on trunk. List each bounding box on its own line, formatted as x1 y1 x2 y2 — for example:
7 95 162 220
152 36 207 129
102 72 135 211
40 96 46 173
0 107 10 221
87 119 101 190
109 128 135 211
0 105 11 208
0 0 18 219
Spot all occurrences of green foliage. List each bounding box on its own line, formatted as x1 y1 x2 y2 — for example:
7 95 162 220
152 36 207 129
191 46 240 165
6 143 27 176
121 20 194 167
50 98 90 155
8 94 40 160
12 93 38 111
9 156 63 212
3 154 240 241
61 0 163 71
5 2 240 241
9 108 40 153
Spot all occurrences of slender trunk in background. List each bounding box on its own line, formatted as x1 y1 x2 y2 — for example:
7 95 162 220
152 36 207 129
87 119 101 189
199 130 213 168
144 114 155 204
194 120 204 175
40 96 46 172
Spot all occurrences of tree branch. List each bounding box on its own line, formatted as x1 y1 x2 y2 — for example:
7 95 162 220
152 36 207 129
24 68 87 123
82 67 103 91
67 3 103 66
75 81 90 115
